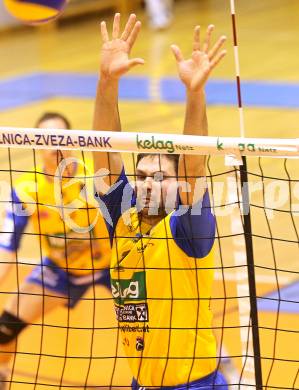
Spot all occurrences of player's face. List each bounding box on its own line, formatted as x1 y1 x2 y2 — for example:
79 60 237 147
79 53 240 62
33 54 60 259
38 117 73 167
135 155 178 216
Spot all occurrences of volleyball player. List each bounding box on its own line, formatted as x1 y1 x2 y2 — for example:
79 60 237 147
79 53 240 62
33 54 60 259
93 13 229 389
0 113 111 389
145 0 173 30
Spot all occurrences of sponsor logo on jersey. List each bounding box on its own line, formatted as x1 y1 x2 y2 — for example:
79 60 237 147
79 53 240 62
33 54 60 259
115 303 149 323
135 337 144 351
120 324 149 333
111 271 147 305
112 271 148 323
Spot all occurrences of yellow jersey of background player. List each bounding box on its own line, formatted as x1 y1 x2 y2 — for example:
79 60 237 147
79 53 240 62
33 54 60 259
0 112 111 388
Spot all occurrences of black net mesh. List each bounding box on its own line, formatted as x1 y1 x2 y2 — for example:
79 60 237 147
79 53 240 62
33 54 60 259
0 148 298 389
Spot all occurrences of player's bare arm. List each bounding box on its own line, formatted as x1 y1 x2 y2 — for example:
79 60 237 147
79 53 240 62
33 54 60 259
171 25 226 205
93 13 144 192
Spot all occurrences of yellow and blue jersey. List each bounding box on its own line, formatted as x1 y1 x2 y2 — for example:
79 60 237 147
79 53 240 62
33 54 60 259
98 169 217 387
0 157 111 276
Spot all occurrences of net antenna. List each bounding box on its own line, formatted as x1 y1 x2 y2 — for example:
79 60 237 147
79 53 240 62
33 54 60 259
228 0 262 388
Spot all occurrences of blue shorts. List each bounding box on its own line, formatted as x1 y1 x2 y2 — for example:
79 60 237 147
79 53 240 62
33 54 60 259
26 258 111 308
132 370 228 390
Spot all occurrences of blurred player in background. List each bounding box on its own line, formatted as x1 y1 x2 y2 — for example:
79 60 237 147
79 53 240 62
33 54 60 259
0 113 111 390
145 0 173 30
93 13 230 389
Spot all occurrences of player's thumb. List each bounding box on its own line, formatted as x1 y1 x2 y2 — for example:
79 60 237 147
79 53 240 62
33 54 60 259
128 58 145 69
171 45 184 63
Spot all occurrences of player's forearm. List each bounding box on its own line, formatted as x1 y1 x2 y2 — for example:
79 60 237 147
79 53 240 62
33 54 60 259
183 89 208 136
93 76 121 132
179 89 207 204
93 76 124 189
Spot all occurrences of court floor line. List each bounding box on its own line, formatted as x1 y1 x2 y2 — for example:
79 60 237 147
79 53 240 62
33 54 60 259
1 73 299 111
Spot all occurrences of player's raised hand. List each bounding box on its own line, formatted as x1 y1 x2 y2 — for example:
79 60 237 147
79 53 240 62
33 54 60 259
100 13 145 79
171 25 226 92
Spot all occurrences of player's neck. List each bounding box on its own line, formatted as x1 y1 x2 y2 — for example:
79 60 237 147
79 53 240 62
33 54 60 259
139 211 165 228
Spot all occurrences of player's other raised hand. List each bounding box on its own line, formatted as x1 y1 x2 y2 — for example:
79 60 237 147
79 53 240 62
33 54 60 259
100 13 145 80
171 25 227 92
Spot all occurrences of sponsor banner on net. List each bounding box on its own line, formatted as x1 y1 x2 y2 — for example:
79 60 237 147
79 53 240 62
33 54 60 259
0 132 112 149
135 134 294 156
216 137 278 154
0 128 297 157
136 134 194 154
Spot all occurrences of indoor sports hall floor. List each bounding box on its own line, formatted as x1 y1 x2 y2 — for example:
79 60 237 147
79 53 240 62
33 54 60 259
0 0 298 388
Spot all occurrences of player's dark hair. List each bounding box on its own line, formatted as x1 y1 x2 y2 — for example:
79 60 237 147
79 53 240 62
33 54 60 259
35 112 71 129
136 153 180 175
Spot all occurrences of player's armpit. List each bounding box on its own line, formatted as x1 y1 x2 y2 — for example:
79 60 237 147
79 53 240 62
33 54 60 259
95 168 133 242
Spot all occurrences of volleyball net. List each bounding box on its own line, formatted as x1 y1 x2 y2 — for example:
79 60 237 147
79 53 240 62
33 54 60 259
0 127 298 389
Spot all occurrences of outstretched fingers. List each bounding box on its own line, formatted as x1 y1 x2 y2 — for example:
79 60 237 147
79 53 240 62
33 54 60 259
112 13 120 39
171 44 184 63
127 21 142 50
202 24 214 53
208 35 227 60
210 49 227 70
121 14 137 41
193 25 200 51
100 21 109 42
